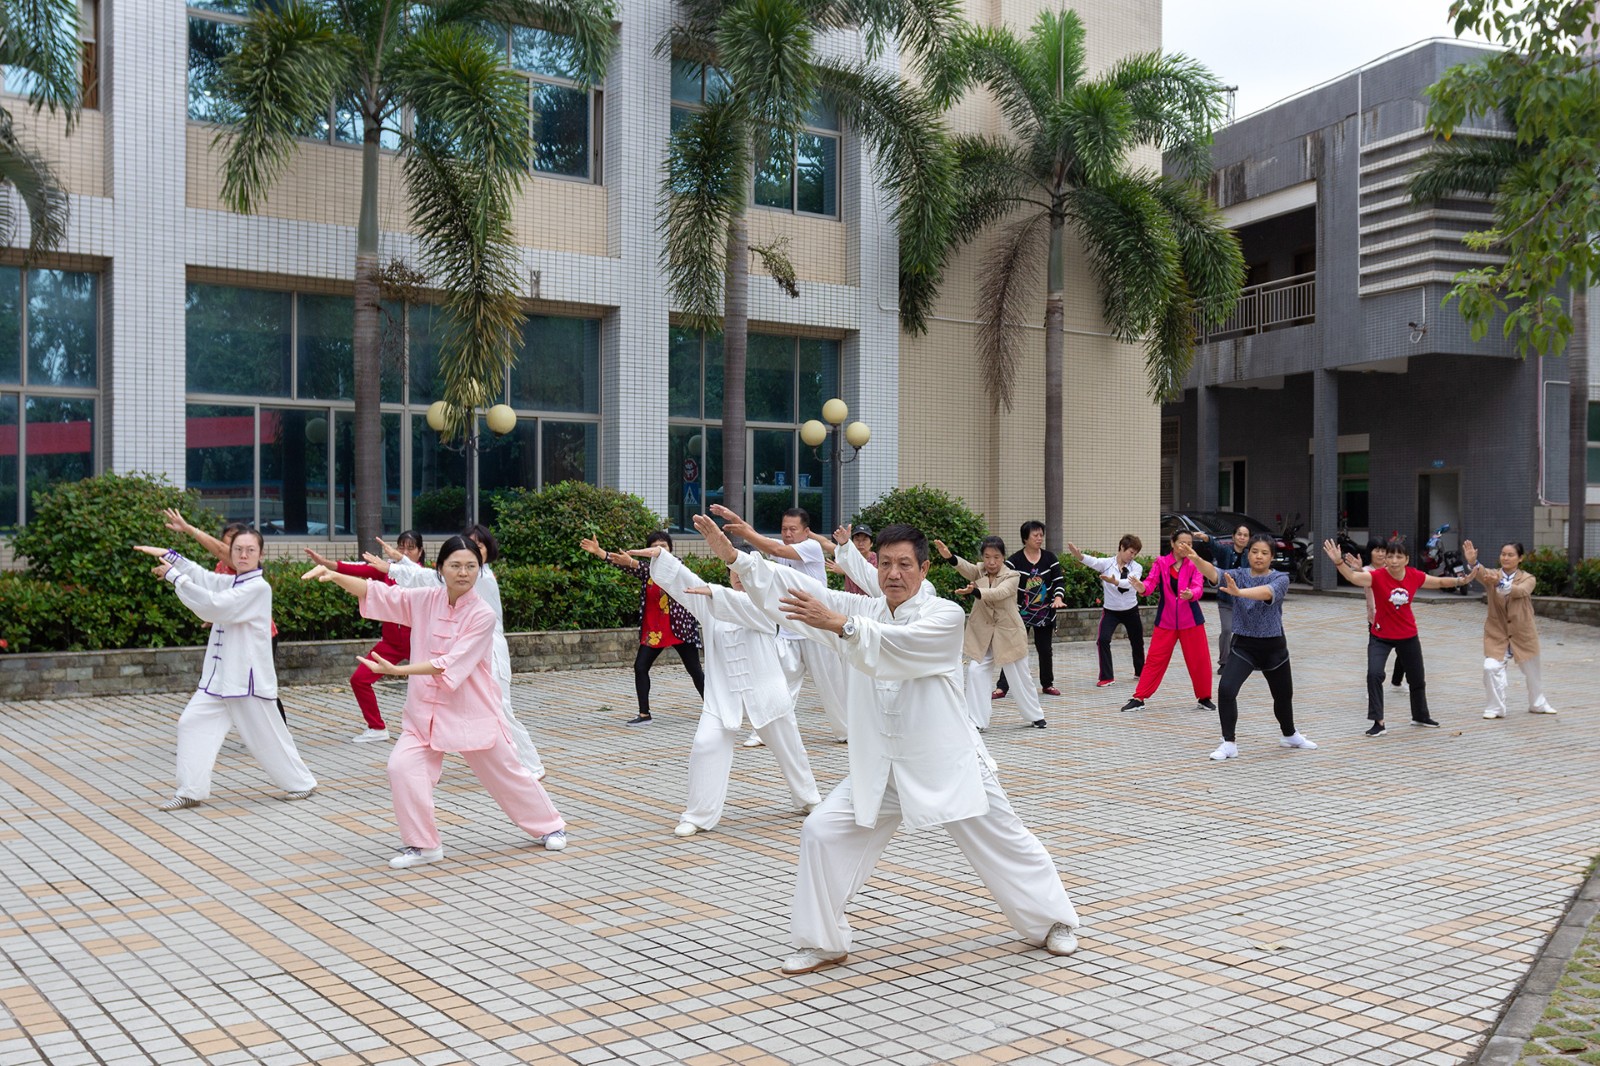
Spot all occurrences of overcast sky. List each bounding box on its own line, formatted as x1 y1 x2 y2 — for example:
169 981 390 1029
1163 1 1496 119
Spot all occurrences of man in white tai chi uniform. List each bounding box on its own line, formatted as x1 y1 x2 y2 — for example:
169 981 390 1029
712 504 849 744
693 512 1080 974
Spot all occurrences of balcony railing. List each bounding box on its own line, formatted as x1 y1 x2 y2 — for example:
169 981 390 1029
1195 271 1315 342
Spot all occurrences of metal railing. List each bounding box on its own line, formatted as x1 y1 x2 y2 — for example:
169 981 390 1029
1195 271 1316 342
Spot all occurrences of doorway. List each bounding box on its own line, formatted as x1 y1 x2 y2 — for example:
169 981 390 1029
1415 471 1461 553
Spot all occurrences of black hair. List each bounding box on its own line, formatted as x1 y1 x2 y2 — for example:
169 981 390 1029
1168 528 1193 546
874 523 928 564
782 507 811 529
645 530 673 550
980 535 1007 556
229 526 264 550
1246 533 1277 558
435 535 483 571
1119 533 1142 553
397 530 426 565
220 521 252 543
1384 537 1409 559
1502 541 1526 558
1365 537 1385 554
461 523 499 564
1020 520 1046 541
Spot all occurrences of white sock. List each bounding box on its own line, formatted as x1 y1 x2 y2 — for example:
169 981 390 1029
1279 732 1318 750
1209 741 1238 761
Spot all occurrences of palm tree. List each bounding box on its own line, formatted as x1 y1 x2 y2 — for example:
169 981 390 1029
0 0 82 258
933 9 1242 550
216 0 614 551
660 0 960 531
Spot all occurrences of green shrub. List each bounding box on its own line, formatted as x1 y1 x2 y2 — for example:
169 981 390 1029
498 563 639 631
1572 557 1600 600
412 486 467 533
852 485 988 560
678 553 730 588
264 561 381 642
494 481 663 568
1523 548 1569 596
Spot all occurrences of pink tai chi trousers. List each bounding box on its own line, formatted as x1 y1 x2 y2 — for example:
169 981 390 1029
388 729 564 850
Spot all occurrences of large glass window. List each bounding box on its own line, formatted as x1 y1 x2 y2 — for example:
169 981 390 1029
753 101 840 218
497 25 598 180
1588 402 1600 485
186 284 291 396
668 327 840 534
0 267 100 529
3 0 98 108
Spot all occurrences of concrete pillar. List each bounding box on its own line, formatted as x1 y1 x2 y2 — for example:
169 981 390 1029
1312 369 1340 588
1194 385 1219 511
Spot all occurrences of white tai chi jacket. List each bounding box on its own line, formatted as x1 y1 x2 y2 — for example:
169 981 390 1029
161 551 278 700
650 551 794 730
730 552 988 830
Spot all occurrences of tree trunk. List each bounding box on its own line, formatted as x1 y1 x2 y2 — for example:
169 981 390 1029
722 207 749 537
1567 284 1589 582
1043 218 1065 552
352 122 383 553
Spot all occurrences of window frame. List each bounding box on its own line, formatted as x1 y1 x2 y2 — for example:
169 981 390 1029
497 25 603 184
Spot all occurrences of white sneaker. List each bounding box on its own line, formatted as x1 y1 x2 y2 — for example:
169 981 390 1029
157 796 201 812
1279 733 1318 750
535 830 567 851
802 801 819 814
673 822 699 837
1209 741 1239 761
389 846 443 869
1483 709 1505 719
282 789 315 801
779 948 847 975
1392 681 1409 692
1529 704 1558 715
351 729 390 743
743 732 765 748
1044 922 1079 956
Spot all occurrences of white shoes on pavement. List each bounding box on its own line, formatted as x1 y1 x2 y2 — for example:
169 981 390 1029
352 729 390 743
1044 922 1079 956
780 948 847 975
390 846 444 869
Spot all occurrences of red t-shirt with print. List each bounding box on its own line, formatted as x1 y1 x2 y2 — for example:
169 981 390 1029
1369 566 1427 641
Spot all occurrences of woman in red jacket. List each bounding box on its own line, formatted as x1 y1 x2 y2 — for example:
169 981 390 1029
1120 530 1216 714
306 530 425 742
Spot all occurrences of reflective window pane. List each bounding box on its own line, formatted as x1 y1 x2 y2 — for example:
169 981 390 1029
798 338 839 422
750 428 794 533
478 415 538 523
295 293 353 400
668 327 700 419
670 59 702 103
411 414 467 533
668 424 701 533
529 82 589 178
260 407 328 535
795 132 838 216
804 96 838 131
186 284 290 396
703 332 724 421
746 333 794 423
332 410 400 535
186 403 255 525
510 25 582 80
703 425 723 516
0 267 19 384
754 129 793 209
797 433 831 533
514 315 599 412
187 16 243 122
542 419 597 487
407 303 452 405
23 397 93 522
0 394 17 530
26 269 97 387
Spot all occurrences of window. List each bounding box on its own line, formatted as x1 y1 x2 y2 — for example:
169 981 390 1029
667 327 840 534
2 0 97 107
496 25 599 180
1338 451 1369 529
0 267 99 530
1588 402 1599 485
184 283 601 535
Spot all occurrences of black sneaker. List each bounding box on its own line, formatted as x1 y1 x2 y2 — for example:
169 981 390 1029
1120 698 1145 712
1412 717 1441 729
1030 719 1046 729
626 714 653 726
1197 698 1217 712
1364 722 1386 737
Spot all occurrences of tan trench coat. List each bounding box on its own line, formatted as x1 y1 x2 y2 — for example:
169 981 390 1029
953 557 1028 666
1471 567 1540 661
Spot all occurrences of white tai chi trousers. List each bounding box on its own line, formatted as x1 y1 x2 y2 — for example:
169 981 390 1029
964 653 1044 731
1483 652 1552 715
681 712 821 830
791 764 1079 955
778 638 850 741
174 692 317 801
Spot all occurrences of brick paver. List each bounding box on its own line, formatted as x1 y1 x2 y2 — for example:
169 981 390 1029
1 595 1597 1065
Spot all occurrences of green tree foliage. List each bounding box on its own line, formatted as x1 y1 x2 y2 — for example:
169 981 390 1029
0 0 81 258
852 484 989 560
494 481 663 568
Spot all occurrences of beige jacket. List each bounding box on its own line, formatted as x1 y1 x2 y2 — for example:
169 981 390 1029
1472 567 1540 661
952 557 1028 666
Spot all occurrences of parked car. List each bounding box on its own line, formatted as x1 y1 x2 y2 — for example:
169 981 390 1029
1159 511 1286 572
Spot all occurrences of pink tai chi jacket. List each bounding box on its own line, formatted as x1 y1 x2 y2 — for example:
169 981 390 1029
360 581 502 752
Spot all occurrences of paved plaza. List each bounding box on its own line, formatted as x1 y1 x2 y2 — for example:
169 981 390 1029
1 595 1598 1066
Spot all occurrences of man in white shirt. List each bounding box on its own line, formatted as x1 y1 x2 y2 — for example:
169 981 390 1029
711 504 849 743
692 513 1080 974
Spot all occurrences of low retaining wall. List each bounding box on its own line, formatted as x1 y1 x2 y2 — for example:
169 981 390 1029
1532 596 1600 628
0 606 1157 703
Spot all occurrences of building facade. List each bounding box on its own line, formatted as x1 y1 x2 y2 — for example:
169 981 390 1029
1163 40 1600 583
5 0 1164 559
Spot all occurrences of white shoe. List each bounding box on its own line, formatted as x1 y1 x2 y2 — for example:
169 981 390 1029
1044 922 1079 956
1483 709 1505 719
1529 704 1558 715
1279 733 1318 750
673 822 699 837
282 789 315 801
351 729 390 743
779 948 847 975
802 801 819 814
534 830 567 851
743 732 765 748
1209 741 1238 761
157 796 201 812
533 767 547 782
389 846 444 869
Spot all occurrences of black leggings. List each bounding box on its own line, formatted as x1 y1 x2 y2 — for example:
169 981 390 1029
1218 635 1295 742
997 623 1055 691
633 642 705 717
1367 635 1428 722
1097 607 1146 682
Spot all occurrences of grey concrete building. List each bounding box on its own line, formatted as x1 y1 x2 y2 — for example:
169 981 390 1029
1161 39 1600 586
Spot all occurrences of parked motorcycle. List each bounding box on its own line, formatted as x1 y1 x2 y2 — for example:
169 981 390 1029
1417 523 1472 593
1274 512 1315 584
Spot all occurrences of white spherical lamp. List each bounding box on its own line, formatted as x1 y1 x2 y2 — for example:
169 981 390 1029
485 403 517 436
821 398 849 425
305 417 328 445
800 419 828 448
844 421 871 449
425 401 449 432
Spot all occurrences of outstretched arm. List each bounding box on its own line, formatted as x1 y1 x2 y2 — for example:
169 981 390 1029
1324 539 1373 587
709 504 804 562
162 508 229 565
302 564 371 600
1420 568 1479 591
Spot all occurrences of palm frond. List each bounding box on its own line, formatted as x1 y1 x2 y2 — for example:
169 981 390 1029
934 24 1048 138
1062 174 1180 341
0 112 69 258
1025 8 1086 105
1054 80 1132 188
1101 51 1226 182
1145 278 1197 402
218 2 354 214
716 0 815 131
660 96 750 329
1150 177 1243 329
476 0 618 85
1408 134 1524 202
974 211 1050 411
0 0 83 119
948 134 1041 245
393 21 531 186
812 0 960 78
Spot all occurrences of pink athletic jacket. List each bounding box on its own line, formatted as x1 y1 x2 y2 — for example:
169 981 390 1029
1146 555 1205 630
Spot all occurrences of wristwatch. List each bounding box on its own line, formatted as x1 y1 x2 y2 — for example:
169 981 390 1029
841 618 858 641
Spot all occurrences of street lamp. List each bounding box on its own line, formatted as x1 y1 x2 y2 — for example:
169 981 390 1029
426 399 519 527
801 397 870 529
